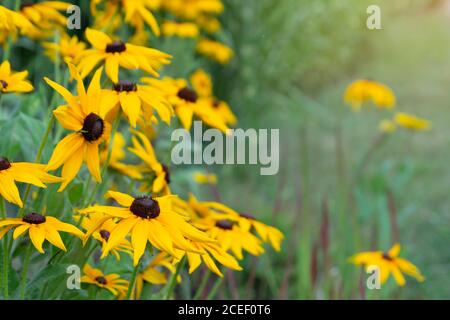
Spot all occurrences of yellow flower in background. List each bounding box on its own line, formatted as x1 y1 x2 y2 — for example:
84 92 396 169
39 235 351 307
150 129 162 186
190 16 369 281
190 69 212 97
79 190 213 266
45 66 112 190
196 15 221 33
42 34 87 63
344 79 396 110
162 0 224 20
0 5 33 43
0 157 61 207
77 211 133 260
379 119 397 133
0 212 83 253
101 79 173 128
128 131 171 194
81 264 129 296
195 217 265 260
0 60 33 93
77 28 171 83
162 21 199 38
197 39 234 64
19 1 71 39
394 112 430 131
349 243 425 286
193 172 217 185
178 240 242 277
121 0 161 36
100 133 143 180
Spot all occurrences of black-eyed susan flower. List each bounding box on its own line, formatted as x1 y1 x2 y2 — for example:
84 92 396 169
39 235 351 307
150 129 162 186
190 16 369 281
177 240 242 277
79 190 214 266
81 264 129 296
195 15 221 33
77 211 133 261
349 243 425 286
142 77 229 132
100 133 143 180
394 112 430 131
42 34 87 63
196 39 234 65
0 212 83 253
161 21 199 38
0 157 61 207
190 69 237 126
344 79 396 110
45 65 112 190
0 60 33 93
77 28 171 83
101 79 173 128
195 217 265 260
128 131 171 194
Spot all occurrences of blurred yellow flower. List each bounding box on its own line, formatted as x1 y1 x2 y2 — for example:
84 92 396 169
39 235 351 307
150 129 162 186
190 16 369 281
197 39 234 64
394 112 430 131
193 172 217 185
344 79 396 110
0 60 33 93
349 243 425 286
0 5 33 43
190 68 213 97
162 21 199 38
82 264 129 296
42 34 87 63
162 0 224 20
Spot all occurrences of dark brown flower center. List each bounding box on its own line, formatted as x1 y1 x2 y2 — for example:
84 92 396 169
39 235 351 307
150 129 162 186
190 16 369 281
0 157 11 171
99 230 110 241
113 80 137 92
130 196 160 219
22 213 46 225
215 220 234 230
95 276 107 285
81 113 104 142
106 41 126 53
162 164 170 184
177 87 198 103
382 253 393 261
0 80 8 89
240 212 255 220
212 100 220 108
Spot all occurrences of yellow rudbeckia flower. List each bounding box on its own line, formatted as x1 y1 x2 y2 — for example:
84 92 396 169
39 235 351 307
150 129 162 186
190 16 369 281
196 39 234 65
0 157 61 207
0 60 33 93
0 212 84 253
349 243 425 286
81 264 129 296
77 28 171 83
42 34 87 63
79 190 214 266
162 0 224 20
44 65 112 191
0 5 33 43
193 172 217 185
344 79 396 110
101 79 173 128
128 131 171 194
394 112 430 131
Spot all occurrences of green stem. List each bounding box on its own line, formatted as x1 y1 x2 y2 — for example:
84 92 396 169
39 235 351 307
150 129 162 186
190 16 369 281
19 242 33 299
206 278 223 300
164 256 185 300
17 115 55 218
193 270 211 300
1 199 8 300
126 261 140 300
